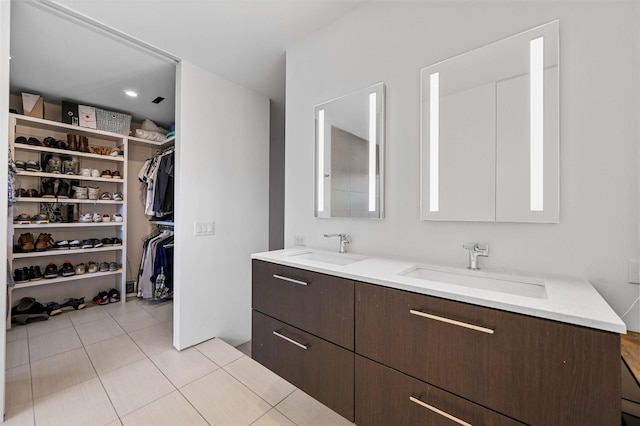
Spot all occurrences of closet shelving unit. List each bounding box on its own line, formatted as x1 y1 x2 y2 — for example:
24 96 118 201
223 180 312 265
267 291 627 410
8 113 128 306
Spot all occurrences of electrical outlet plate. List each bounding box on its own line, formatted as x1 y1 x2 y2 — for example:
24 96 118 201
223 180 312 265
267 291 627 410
194 221 215 236
628 259 640 284
294 235 306 246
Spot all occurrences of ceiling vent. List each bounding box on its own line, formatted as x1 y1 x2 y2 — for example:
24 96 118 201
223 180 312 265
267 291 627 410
152 96 165 104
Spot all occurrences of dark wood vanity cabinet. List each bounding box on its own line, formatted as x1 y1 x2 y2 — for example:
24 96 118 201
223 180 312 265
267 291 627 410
355 282 621 426
251 260 355 421
252 259 621 426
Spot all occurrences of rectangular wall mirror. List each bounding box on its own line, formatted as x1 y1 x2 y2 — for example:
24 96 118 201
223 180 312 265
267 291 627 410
315 82 385 219
420 21 559 223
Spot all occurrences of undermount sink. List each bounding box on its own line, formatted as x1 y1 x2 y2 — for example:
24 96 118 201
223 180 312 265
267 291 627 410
287 250 366 266
399 266 548 299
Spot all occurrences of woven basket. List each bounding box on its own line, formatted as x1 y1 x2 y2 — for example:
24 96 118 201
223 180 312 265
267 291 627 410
96 108 132 135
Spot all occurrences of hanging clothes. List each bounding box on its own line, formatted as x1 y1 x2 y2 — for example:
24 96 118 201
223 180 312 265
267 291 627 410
138 229 174 300
138 147 174 218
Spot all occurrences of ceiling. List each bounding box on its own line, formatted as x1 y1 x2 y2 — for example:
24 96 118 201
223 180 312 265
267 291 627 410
9 0 368 127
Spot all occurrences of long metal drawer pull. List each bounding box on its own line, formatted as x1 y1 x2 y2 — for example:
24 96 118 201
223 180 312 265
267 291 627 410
272 330 309 350
409 396 473 426
409 309 494 335
273 274 308 286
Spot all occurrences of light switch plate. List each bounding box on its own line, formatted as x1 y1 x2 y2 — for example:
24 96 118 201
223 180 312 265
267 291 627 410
627 259 639 284
194 221 215 236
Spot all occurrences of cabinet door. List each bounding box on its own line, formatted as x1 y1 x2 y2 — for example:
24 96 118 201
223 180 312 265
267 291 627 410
252 260 354 350
252 310 354 422
355 282 620 425
356 355 524 426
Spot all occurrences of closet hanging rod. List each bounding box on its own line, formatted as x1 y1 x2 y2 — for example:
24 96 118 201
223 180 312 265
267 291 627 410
151 220 174 227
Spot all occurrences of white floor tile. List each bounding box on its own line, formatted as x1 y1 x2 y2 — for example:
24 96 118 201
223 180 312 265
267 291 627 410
27 314 73 338
103 299 144 316
28 326 83 362
128 323 174 356
196 337 244 366
85 334 147 375
5 364 32 416
74 316 125 346
120 391 208 426
6 337 29 369
6 325 27 343
112 308 160 333
276 389 353 426
105 420 123 426
30 347 97 400
181 369 271 425
33 377 118 426
225 356 296 406
100 358 175 417
150 347 219 388
3 402 34 426
252 408 297 426
67 305 110 326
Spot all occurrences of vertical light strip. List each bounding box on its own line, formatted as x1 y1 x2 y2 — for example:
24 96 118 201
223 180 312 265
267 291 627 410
317 109 325 212
429 72 440 212
368 93 377 212
530 36 544 211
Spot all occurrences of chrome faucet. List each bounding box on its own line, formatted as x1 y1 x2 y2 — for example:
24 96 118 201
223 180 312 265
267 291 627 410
463 242 490 270
324 233 350 253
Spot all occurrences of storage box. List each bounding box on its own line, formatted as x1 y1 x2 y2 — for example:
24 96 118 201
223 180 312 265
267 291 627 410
62 101 79 126
78 105 97 129
22 93 44 118
96 108 132 135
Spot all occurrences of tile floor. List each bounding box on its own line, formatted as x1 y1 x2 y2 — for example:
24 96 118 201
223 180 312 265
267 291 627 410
5 298 353 426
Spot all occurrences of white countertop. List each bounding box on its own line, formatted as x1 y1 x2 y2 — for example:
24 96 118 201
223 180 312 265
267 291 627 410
252 248 627 334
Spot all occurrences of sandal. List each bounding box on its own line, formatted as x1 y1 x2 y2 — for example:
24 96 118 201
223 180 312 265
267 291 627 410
14 213 32 224
93 291 110 305
60 297 86 311
108 288 120 303
44 302 62 316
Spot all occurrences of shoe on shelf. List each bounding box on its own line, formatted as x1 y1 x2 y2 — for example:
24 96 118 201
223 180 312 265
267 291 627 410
101 170 112 179
15 136 27 144
32 213 50 224
16 233 35 252
75 263 87 275
111 171 122 179
90 169 100 178
102 214 111 222
60 260 75 277
46 157 62 174
92 212 102 222
81 240 93 249
28 265 43 281
34 233 54 251
73 186 88 200
69 240 81 250
79 213 92 223
15 160 26 171
90 238 103 248
113 192 123 201
25 160 41 172
57 180 70 199
108 262 121 272
60 297 86 311
87 261 99 273
101 238 114 247
14 213 32 224
51 240 69 250
13 268 29 284
100 192 112 200
99 262 109 272
88 187 100 200
26 137 42 146
108 288 120 303
26 188 39 197
112 237 123 246
41 179 56 198
67 134 78 151
112 214 123 222
62 160 74 175
43 262 58 279
80 168 91 177
93 291 110 305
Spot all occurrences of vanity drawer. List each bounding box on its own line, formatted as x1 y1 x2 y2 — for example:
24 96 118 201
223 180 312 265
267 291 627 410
355 282 620 425
355 355 524 426
252 260 354 350
252 310 354 422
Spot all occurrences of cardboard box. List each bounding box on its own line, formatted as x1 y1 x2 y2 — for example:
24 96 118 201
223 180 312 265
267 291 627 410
22 93 44 118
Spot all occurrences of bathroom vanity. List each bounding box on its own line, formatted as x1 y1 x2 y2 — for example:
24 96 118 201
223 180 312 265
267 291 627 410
251 248 625 426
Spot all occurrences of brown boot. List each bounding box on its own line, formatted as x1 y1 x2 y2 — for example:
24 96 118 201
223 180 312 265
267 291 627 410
17 233 35 252
79 136 89 153
67 134 78 151
35 233 54 251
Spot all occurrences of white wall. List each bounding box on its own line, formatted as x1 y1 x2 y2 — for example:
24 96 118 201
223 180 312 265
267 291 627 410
0 0 9 416
285 1 640 331
175 61 269 348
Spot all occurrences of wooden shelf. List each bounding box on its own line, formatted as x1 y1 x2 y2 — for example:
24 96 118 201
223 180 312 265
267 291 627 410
14 143 124 162
15 197 124 205
13 270 124 289
13 246 123 259
13 222 124 229
12 113 128 142
15 171 125 183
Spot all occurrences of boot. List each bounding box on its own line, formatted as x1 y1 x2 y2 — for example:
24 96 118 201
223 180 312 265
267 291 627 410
66 134 78 151
79 136 89 153
17 233 35 252
41 179 56 198
35 233 54 251
57 180 70 199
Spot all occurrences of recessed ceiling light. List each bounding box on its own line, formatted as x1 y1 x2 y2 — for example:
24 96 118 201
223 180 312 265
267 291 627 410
124 90 138 97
